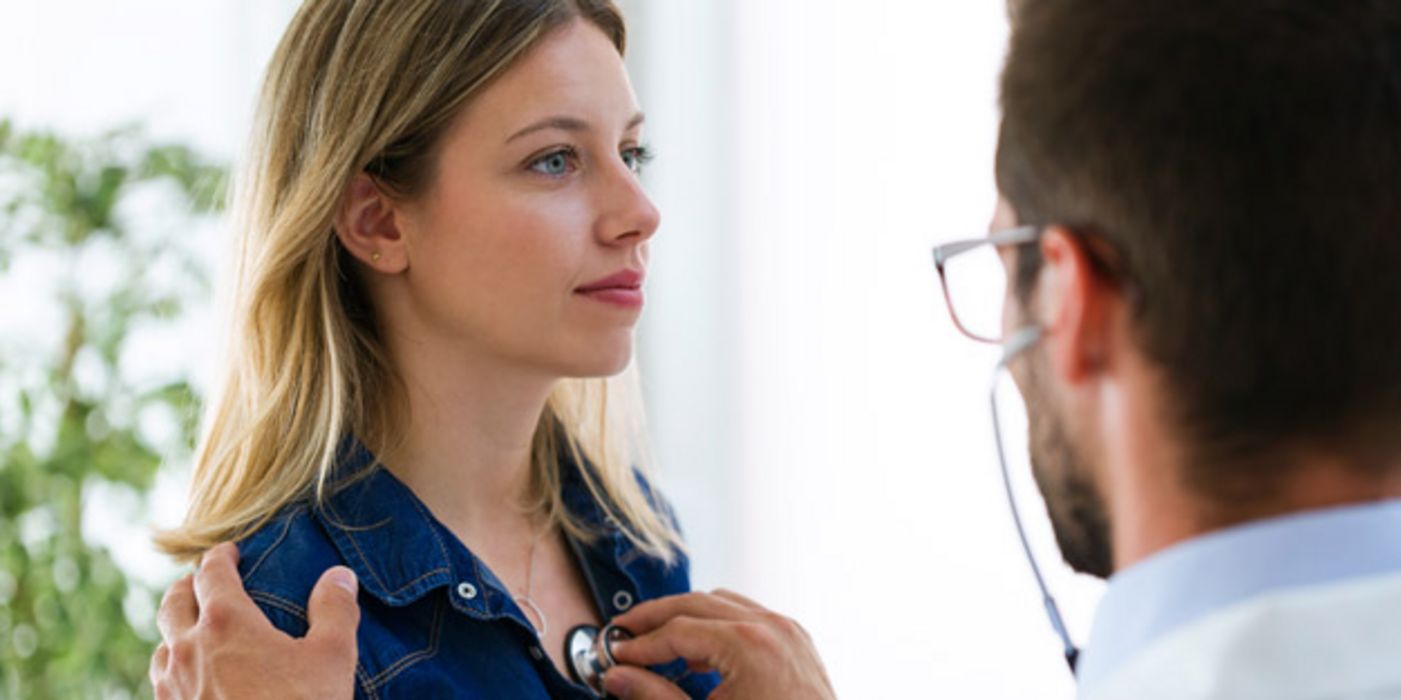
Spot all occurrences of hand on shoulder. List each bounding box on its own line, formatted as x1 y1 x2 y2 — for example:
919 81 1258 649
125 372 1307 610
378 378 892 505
150 542 361 700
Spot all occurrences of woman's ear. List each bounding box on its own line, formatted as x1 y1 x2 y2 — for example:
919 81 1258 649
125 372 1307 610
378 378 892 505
334 173 408 273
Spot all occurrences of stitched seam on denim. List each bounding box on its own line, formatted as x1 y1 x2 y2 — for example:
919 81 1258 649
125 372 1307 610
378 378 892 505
251 592 377 699
325 499 393 595
330 516 392 534
356 664 378 700
618 548 643 567
611 535 646 597
366 596 444 689
249 590 310 634
402 493 457 584
403 500 503 621
243 505 306 582
385 567 450 597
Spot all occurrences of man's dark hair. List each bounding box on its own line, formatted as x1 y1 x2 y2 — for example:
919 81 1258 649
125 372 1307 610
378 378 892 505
997 0 1401 498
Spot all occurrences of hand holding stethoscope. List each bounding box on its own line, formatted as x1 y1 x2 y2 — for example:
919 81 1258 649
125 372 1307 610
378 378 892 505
565 623 631 696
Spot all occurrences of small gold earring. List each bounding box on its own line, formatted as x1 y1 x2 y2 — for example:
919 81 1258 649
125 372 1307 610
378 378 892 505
371 252 382 262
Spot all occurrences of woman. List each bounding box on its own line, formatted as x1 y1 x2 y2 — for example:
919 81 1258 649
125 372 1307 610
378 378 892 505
155 1 716 697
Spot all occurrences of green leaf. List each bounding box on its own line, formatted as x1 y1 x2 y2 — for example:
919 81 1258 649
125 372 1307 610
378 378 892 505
0 120 225 696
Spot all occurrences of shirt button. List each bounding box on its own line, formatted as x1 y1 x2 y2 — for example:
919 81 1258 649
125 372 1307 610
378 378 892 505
530 646 545 661
613 590 634 611
456 582 478 600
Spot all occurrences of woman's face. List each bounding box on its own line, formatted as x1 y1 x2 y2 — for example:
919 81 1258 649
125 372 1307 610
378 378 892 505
394 19 658 379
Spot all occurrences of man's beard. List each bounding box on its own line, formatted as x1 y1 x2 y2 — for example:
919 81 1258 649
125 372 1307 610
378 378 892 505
1022 351 1115 578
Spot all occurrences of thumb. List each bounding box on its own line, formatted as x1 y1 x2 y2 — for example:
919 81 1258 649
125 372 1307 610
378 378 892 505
305 565 361 656
603 665 690 700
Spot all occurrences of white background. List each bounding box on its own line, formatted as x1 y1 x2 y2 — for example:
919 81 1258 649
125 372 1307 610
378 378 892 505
0 2 1104 697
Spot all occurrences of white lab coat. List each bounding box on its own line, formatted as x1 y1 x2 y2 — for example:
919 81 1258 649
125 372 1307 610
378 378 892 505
1083 571 1401 699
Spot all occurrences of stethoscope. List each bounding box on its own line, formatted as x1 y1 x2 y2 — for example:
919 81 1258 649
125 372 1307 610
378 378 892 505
991 326 1080 674
561 326 1080 693
565 622 634 697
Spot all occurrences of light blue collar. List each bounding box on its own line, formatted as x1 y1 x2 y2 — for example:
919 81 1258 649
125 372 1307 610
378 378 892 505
1077 499 1401 695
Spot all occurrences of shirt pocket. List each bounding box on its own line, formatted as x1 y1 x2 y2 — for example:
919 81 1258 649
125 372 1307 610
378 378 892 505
353 595 449 698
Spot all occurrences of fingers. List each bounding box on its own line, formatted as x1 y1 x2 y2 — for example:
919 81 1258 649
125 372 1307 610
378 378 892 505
602 665 690 700
157 574 197 641
610 592 750 635
192 542 262 630
712 589 814 642
149 641 170 689
610 615 741 669
710 588 766 612
305 566 361 656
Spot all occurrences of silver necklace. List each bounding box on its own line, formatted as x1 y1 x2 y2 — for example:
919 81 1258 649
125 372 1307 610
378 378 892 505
513 527 548 638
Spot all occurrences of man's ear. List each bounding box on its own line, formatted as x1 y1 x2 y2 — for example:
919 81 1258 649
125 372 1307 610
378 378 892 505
334 173 408 273
1036 226 1117 384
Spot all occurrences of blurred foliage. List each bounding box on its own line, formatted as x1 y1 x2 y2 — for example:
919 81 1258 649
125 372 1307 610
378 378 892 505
0 118 226 699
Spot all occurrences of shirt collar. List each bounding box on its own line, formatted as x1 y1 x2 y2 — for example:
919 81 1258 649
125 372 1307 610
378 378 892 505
313 439 470 608
312 436 642 618
555 446 649 610
1078 499 1401 694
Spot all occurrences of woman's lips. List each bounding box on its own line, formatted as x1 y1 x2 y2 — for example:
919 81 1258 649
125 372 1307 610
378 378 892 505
576 287 644 308
576 269 645 308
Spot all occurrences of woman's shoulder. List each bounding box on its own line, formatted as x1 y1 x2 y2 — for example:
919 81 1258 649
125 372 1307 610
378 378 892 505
234 503 345 636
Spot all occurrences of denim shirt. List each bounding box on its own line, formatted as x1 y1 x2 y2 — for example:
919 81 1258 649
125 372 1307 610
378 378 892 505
235 439 718 699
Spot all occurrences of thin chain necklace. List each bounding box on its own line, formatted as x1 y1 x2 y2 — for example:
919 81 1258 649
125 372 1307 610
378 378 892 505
513 525 549 638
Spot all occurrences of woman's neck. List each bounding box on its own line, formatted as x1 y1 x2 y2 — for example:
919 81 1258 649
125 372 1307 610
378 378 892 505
377 331 556 540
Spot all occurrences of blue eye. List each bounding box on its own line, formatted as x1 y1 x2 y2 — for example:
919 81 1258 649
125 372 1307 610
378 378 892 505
622 146 654 174
530 149 575 177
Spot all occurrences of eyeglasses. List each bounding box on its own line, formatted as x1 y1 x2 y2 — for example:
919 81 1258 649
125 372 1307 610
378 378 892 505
931 225 1042 344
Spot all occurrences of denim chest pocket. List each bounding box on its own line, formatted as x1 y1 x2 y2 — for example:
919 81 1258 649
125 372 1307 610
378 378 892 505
354 595 449 698
356 594 562 700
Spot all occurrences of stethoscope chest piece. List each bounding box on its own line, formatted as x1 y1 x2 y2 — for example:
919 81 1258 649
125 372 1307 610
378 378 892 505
566 623 633 697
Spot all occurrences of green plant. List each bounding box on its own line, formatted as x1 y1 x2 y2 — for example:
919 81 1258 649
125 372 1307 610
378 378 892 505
0 118 226 699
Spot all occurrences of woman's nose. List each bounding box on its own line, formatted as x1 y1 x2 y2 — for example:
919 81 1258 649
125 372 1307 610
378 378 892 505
595 161 660 246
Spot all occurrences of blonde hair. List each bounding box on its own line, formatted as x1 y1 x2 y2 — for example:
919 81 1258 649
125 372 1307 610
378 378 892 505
156 0 683 565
